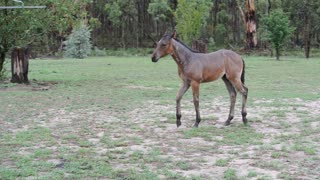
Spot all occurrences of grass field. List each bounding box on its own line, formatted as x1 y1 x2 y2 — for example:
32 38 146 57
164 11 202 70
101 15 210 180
0 56 319 179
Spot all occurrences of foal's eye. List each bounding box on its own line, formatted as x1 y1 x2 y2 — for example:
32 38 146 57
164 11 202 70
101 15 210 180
161 44 167 47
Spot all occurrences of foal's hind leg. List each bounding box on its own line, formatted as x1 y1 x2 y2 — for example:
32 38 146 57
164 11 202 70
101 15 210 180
222 76 237 126
232 80 248 125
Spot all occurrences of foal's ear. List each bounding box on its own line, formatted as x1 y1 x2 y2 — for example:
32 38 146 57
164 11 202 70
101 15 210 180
171 31 177 39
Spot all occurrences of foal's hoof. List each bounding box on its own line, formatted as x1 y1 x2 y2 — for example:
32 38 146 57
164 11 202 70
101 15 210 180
176 121 181 128
224 121 231 126
242 118 248 125
193 123 199 128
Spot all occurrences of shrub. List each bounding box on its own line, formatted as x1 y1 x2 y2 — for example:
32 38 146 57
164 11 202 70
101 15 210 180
91 47 106 57
64 26 92 59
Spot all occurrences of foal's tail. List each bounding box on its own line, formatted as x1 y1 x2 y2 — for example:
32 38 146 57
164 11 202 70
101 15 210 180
241 58 245 84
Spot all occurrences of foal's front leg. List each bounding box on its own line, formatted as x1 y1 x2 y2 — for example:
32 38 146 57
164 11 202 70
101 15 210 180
176 81 190 127
191 81 201 128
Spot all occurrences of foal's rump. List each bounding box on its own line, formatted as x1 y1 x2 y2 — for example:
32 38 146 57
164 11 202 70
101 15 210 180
219 49 244 82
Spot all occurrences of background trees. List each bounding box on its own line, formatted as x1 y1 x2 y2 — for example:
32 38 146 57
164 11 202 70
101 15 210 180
1 0 320 66
282 0 320 59
91 0 320 54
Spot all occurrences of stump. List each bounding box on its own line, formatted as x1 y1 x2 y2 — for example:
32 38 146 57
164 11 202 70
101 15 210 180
192 40 207 53
11 47 29 83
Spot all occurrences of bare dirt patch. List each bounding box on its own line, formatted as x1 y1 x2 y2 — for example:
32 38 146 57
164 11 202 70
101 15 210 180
0 79 57 92
4 97 320 179
118 98 320 179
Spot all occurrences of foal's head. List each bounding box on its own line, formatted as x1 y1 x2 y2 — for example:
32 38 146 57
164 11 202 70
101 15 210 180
151 31 177 62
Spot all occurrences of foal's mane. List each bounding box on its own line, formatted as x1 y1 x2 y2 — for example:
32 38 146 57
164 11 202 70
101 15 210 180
162 33 199 53
174 38 200 53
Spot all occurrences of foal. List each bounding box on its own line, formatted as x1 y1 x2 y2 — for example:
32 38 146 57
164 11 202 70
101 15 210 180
151 32 248 127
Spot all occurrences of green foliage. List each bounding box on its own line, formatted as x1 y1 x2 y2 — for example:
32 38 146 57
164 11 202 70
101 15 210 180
148 0 173 21
174 0 212 44
105 0 137 27
104 0 138 48
215 24 227 45
0 0 89 47
261 10 295 60
64 26 92 59
105 1 123 26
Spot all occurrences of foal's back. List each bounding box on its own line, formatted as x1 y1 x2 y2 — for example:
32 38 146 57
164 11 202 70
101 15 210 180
193 49 243 83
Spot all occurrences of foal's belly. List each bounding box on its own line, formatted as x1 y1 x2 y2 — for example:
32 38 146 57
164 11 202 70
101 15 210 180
201 69 225 83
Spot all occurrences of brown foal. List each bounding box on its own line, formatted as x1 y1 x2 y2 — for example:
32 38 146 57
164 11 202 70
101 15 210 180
151 32 248 127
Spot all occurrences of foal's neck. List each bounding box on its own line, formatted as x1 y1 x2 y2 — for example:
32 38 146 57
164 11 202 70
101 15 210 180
171 39 193 65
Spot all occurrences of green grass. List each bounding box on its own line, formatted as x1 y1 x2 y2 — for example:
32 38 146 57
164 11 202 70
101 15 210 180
223 168 237 180
247 171 257 177
176 160 193 170
0 56 320 179
215 158 230 167
183 125 264 145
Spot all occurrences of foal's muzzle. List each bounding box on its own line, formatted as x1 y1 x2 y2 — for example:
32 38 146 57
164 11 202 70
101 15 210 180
151 56 159 63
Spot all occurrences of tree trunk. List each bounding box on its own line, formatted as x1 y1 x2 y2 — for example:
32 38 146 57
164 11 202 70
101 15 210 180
192 40 207 53
245 0 257 50
213 0 220 27
267 0 271 14
0 51 5 74
0 0 9 74
11 47 29 84
275 47 280 60
304 15 311 59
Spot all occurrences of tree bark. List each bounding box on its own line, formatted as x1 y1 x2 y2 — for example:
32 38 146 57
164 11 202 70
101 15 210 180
11 47 29 84
245 0 257 50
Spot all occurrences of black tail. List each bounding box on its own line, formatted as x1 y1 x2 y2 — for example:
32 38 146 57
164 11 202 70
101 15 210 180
241 58 245 84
